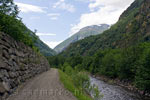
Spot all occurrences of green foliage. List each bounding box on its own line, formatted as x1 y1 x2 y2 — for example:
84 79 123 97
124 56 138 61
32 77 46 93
53 0 150 95
49 42 150 95
0 0 56 56
135 47 150 94
59 70 92 100
0 0 19 17
47 56 65 68
54 24 109 53
63 63 74 76
100 49 121 78
61 63 90 89
0 13 34 47
90 84 103 100
69 55 83 68
34 37 56 56
58 63 103 100
73 72 90 88
0 0 34 47
81 56 93 71
60 0 148 57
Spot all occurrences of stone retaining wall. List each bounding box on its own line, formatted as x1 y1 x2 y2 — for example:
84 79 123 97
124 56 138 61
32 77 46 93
0 32 50 100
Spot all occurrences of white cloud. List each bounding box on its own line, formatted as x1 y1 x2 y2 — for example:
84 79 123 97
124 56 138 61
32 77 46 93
70 0 134 35
53 0 75 13
50 17 58 20
36 33 56 36
88 0 134 11
47 13 60 20
29 16 40 20
75 0 93 3
15 2 47 13
48 13 60 16
43 41 63 49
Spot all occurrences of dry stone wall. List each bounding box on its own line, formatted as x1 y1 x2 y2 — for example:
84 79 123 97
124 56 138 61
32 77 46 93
0 32 50 100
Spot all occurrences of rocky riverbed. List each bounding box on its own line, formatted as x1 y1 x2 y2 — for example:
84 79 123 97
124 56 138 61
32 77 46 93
90 77 143 100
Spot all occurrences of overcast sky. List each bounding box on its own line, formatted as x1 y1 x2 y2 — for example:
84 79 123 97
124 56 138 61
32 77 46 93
14 0 134 49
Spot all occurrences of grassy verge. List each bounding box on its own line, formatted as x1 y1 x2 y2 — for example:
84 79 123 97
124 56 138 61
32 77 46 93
58 70 92 100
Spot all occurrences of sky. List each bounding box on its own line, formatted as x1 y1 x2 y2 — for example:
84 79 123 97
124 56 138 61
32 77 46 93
14 0 134 49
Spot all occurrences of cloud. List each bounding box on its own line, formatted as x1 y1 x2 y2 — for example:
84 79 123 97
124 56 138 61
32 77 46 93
43 41 63 49
70 0 134 35
36 33 56 36
75 0 92 3
47 13 60 20
15 2 47 13
53 0 75 13
36 33 61 48
29 16 40 20
50 17 58 20
48 13 60 16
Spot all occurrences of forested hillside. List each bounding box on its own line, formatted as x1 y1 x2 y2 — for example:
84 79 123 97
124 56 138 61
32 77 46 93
48 0 150 96
60 0 148 57
0 1 56 56
34 37 56 56
54 24 109 53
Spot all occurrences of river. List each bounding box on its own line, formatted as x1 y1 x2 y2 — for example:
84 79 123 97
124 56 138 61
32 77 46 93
90 77 142 100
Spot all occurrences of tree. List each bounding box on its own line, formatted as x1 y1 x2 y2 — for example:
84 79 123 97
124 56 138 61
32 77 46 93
69 55 83 68
90 50 104 74
0 0 19 17
34 29 37 35
100 50 120 78
81 56 93 71
135 49 150 95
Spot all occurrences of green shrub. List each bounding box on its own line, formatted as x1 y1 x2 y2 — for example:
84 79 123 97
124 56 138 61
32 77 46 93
63 63 74 76
59 63 103 100
59 70 92 100
72 72 90 88
0 13 34 47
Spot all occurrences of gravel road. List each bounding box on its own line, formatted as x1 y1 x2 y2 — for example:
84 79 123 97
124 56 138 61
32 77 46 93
7 68 77 100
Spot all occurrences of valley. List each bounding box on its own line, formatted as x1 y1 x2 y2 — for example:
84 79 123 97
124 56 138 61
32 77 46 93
0 0 150 100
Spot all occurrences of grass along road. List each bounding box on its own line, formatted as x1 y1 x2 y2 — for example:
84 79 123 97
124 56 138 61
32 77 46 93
7 68 77 100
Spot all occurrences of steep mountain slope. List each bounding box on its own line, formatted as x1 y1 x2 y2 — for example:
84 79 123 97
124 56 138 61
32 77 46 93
60 0 149 57
17 29 56 57
54 24 109 53
29 31 56 56
0 13 56 57
34 37 56 56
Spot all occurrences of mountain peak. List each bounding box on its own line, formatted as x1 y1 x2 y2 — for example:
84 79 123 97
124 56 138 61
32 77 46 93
79 24 109 32
60 0 150 57
54 24 109 53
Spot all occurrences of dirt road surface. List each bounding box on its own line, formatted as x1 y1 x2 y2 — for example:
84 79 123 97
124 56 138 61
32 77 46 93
7 68 77 100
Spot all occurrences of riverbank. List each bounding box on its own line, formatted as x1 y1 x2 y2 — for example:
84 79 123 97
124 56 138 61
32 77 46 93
58 70 93 100
91 74 150 100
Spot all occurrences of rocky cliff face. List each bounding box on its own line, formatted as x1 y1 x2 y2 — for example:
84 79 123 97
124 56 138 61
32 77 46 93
0 32 50 100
